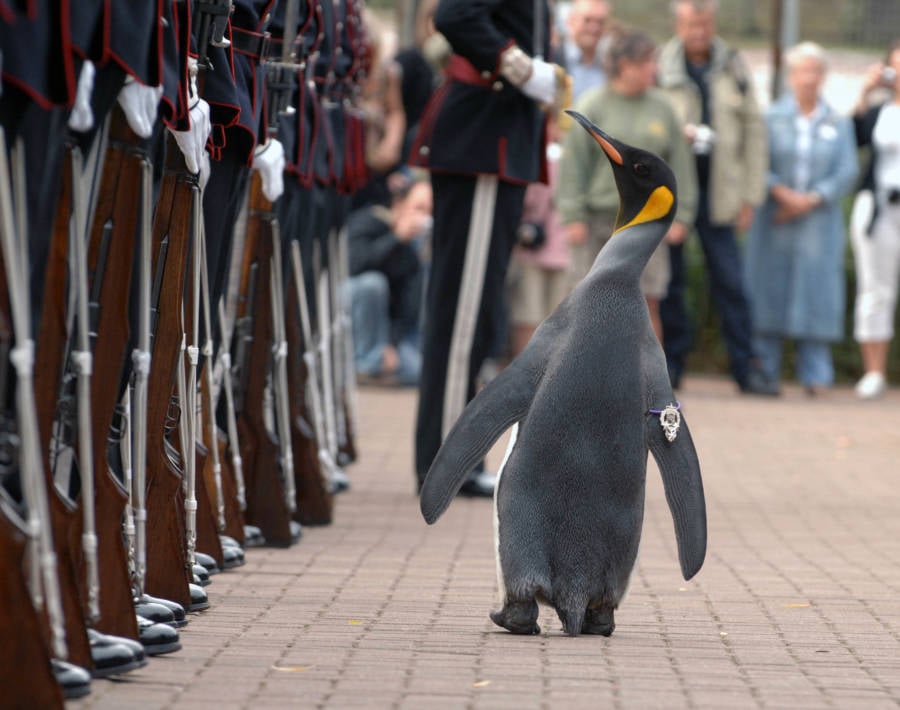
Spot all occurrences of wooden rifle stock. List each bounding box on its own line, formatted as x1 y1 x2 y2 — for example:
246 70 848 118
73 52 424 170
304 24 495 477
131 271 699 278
201 345 244 544
192 439 224 565
142 133 195 608
33 144 93 668
285 260 333 525
84 108 145 641
0 488 64 709
234 173 294 546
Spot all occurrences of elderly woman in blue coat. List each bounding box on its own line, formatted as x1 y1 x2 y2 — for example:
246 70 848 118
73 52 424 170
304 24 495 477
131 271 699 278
744 42 858 394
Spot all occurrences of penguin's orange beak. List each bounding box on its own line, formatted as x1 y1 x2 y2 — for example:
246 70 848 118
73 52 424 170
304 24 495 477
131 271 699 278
565 110 624 166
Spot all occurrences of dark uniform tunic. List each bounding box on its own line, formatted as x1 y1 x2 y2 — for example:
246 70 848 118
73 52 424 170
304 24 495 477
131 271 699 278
409 0 549 486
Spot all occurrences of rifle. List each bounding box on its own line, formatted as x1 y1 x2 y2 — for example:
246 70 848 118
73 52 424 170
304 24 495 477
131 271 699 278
179 0 235 571
317 260 341 482
128 134 153 601
288 240 336 523
328 226 358 466
0 130 68 660
32 142 93 669
141 131 196 608
233 173 296 547
176 185 201 574
138 0 233 605
194 224 236 557
0 152 65 705
82 108 147 639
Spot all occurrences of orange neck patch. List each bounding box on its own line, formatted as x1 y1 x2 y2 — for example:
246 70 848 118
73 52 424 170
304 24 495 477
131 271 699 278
614 186 675 234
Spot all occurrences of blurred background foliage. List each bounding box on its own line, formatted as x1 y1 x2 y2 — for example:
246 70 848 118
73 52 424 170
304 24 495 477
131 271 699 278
371 0 900 49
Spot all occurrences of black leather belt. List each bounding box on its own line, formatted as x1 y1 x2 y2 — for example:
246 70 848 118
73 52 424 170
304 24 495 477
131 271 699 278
231 27 271 61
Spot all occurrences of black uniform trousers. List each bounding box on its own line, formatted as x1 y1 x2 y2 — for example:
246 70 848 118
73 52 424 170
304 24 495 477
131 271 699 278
414 172 525 484
204 148 252 343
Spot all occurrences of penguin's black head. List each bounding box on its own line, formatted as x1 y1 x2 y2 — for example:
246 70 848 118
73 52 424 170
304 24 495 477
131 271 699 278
565 110 677 235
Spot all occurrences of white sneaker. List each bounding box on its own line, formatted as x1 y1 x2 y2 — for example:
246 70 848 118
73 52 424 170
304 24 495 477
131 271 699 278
855 371 887 400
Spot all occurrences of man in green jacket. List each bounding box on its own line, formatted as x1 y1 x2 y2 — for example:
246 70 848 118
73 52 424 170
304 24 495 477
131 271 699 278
656 0 778 394
558 29 697 342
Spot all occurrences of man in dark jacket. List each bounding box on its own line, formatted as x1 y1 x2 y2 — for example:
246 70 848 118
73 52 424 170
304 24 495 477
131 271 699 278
409 0 563 495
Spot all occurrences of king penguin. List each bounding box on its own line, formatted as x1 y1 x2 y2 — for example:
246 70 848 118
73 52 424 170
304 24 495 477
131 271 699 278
419 111 707 637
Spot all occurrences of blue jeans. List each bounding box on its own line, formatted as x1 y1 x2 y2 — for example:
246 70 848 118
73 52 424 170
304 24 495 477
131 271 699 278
346 272 421 386
662 189 756 386
753 335 834 388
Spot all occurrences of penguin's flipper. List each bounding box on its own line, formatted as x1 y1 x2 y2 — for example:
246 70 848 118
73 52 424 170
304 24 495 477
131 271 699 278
647 414 707 580
420 360 540 524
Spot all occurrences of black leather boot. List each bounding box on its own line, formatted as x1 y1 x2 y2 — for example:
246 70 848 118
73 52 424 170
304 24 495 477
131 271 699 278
51 659 92 699
87 628 147 678
137 593 187 628
188 582 210 612
194 550 220 574
136 615 182 655
244 524 265 547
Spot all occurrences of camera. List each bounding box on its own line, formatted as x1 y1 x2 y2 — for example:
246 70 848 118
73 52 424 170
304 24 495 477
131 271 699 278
516 222 546 250
881 66 897 87
687 123 716 156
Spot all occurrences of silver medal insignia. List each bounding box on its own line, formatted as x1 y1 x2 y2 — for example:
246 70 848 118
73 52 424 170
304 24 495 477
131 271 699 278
659 404 680 442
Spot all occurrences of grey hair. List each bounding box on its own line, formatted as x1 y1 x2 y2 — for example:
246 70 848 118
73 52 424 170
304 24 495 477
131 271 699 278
670 0 719 14
604 29 658 78
785 41 828 71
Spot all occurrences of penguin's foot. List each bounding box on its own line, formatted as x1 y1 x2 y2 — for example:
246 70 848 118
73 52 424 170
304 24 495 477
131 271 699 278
582 607 615 636
490 600 540 635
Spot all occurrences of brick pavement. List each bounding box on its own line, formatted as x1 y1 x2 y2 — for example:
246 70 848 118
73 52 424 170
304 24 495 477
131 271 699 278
71 377 900 709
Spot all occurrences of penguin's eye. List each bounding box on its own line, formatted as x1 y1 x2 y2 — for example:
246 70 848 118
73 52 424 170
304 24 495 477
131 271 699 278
633 163 650 177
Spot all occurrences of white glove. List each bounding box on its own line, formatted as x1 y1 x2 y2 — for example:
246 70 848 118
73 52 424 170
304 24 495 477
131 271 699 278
68 60 96 132
170 97 212 179
521 57 556 105
253 138 285 203
117 77 163 138
499 45 558 105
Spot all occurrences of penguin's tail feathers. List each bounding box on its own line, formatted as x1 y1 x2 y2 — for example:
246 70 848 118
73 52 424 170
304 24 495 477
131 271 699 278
556 605 586 637
420 360 539 524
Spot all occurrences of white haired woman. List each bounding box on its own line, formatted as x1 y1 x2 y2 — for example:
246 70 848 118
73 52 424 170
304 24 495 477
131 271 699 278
743 42 858 395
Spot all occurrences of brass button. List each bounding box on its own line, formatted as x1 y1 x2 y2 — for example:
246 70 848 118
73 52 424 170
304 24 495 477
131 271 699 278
419 145 430 157
481 70 491 80
492 81 503 91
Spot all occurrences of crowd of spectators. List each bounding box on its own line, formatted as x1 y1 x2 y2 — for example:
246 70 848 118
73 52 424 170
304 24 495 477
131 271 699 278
344 0 900 404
